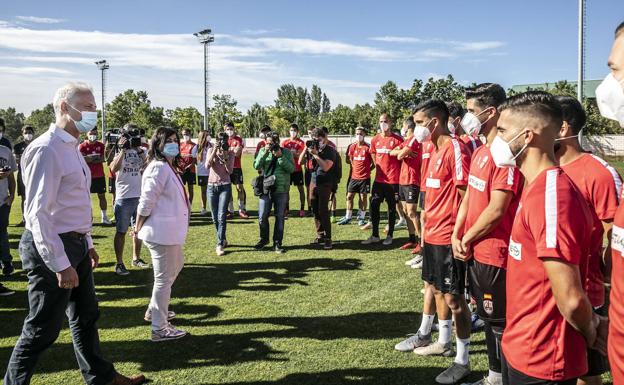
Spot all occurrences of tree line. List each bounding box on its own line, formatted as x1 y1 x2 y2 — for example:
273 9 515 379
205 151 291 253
0 75 619 142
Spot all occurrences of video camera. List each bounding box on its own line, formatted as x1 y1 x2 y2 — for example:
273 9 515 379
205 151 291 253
105 128 143 150
217 132 229 151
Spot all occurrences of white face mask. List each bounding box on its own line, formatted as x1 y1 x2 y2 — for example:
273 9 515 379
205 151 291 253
490 131 528 168
226 129 235 137
448 122 456 135
400 127 408 137
380 122 389 132
460 113 482 136
289 130 297 139
356 134 364 142
183 135 191 141
259 132 266 139
413 121 434 143
88 135 97 142
24 134 34 141
596 73 624 127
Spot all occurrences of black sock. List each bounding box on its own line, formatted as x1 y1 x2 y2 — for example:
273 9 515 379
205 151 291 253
409 234 417 243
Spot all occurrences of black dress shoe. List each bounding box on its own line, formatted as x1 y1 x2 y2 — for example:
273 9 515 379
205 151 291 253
254 240 268 250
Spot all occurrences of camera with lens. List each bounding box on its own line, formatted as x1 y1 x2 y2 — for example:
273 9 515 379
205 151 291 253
105 128 142 150
269 132 281 153
306 139 319 150
217 132 229 151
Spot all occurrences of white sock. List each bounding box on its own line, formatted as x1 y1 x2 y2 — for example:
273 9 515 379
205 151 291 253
345 209 352 219
455 337 470 366
418 314 435 335
239 200 245 211
101 210 108 219
488 370 502 383
438 319 453 344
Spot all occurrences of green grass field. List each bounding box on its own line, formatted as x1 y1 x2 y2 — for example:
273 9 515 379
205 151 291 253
0 156 617 385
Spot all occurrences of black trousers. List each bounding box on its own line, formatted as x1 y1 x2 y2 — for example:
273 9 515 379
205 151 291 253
370 182 398 237
311 183 333 240
4 230 116 385
502 352 576 385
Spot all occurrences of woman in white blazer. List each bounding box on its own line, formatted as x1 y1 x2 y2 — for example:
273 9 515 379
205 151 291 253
135 127 190 342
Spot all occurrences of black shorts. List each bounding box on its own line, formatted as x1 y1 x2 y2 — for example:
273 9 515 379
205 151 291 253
305 170 313 187
17 171 25 196
290 171 304 186
108 177 116 194
90 177 106 194
468 259 506 322
230 168 243 185
418 191 426 210
502 354 577 385
197 175 209 186
371 182 399 206
422 243 466 295
181 170 196 185
398 184 420 204
347 178 370 194
585 305 609 377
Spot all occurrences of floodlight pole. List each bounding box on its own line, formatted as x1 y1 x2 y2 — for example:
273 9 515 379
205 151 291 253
577 0 585 102
95 60 110 139
194 29 215 136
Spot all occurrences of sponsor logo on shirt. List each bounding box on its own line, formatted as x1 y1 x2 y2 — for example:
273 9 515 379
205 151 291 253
613 225 624 254
509 239 522 261
422 153 431 159
468 175 486 192
426 178 440 189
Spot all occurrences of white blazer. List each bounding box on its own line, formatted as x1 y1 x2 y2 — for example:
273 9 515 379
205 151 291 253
137 160 190 245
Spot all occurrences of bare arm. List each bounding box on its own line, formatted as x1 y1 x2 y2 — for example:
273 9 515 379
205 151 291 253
109 149 125 173
452 188 470 259
602 220 613 284
461 190 513 247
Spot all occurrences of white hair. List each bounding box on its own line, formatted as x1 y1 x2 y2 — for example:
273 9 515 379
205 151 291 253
53 82 94 118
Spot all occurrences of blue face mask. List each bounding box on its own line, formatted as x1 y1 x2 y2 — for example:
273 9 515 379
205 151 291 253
68 104 98 133
162 142 179 158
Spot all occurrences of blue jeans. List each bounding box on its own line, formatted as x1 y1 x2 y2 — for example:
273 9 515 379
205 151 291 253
258 192 288 244
208 184 232 247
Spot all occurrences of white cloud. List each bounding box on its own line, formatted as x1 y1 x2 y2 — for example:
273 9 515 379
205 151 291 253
15 16 66 24
240 29 281 35
369 35 506 53
0 65 73 75
369 36 425 44
454 41 505 51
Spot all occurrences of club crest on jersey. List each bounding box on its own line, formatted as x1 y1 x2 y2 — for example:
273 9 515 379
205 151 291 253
483 294 494 315
509 239 522 260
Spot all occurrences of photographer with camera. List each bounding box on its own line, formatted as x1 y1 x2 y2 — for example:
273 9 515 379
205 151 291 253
253 132 294 253
206 132 235 256
109 124 149 275
79 128 111 225
305 127 337 250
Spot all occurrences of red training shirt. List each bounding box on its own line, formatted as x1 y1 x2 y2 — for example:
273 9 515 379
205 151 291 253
561 153 621 307
228 135 244 169
503 167 592 381
370 132 403 184
423 138 470 245
179 141 197 173
398 136 421 186
79 140 105 179
347 142 373 180
460 134 483 157
609 200 624 385
420 140 434 190
282 138 305 172
463 146 523 268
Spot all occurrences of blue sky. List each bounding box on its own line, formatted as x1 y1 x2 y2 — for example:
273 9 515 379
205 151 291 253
1 0 622 115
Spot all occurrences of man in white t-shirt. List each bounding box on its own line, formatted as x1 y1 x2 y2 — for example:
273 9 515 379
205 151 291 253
109 130 147 276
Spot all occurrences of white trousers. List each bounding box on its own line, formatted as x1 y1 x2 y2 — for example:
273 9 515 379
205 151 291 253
144 241 184 331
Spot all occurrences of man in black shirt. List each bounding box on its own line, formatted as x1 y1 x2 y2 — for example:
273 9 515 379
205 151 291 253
13 125 35 227
307 127 336 250
0 118 13 150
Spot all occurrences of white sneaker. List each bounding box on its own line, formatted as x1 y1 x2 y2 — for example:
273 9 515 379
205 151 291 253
101 217 112 225
413 341 454 357
216 245 225 256
362 236 381 245
382 236 393 246
405 255 422 266
200 208 207 215
151 323 187 342
411 257 423 269
395 218 407 229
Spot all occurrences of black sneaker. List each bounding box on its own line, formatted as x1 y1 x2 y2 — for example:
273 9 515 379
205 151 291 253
115 263 130 276
274 243 285 254
2 261 14 276
324 239 333 250
310 237 324 245
254 240 268 250
0 283 14 296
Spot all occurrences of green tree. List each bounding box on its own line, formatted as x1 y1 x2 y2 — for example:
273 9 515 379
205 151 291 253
208 94 242 134
25 103 55 135
241 103 269 138
266 106 290 135
420 75 465 104
374 81 404 122
166 107 203 133
106 89 165 134
352 103 378 132
322 104 357 134
0 107 26 142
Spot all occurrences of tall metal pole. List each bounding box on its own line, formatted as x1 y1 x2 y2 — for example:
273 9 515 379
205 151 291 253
577 0 585 102
203 42 208 134
101 68 106 138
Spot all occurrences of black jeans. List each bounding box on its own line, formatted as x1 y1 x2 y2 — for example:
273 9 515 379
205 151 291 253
4 230 116 385
311 183 333 240
370 182 398 238
0 203 11 263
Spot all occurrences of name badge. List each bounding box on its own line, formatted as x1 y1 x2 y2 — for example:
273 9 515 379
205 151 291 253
426 178 440 189
613 225 624 254
468 175 486 192
422 153 431 159
509 239 522 261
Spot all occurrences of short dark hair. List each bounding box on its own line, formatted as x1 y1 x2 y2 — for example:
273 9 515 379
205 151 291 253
447 102 466 119
290 123 299 131
148 126 180 164
123 122 139 131
87 127 97 134
616 21 624 37
499 91 563 131
555 96 586 135
0 118 5 130
404 117 415 131
321 126 329 134
224 121 235 129
355 126 366 135
182 128 192 134
412 99 449 127
311 127 327 138
260 125 271 133
23 125 35 133
465 83 507 109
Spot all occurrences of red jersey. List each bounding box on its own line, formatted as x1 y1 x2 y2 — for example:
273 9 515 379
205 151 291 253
460 135 482 157
282 138 305 172
463 146 523 268
228 135 244 169
347 142 373 180
503 167 592 381
561 153 621 307
420 140 434 189
79 140 105 178
609 202 624 385
398 136 421 186
423 138 470 245
255 140 266 158
370 133 403 184
179 141 197 173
